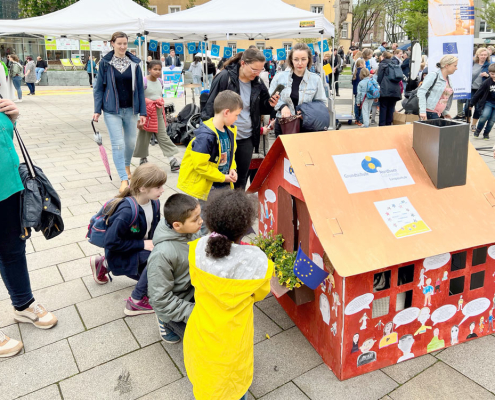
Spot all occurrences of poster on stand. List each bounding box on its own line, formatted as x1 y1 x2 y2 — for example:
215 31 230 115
91 41 104 51
428 0 474 100
56 38 80 50
44 36 56 50
162 67 184 98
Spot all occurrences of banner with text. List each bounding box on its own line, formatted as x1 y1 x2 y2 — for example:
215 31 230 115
428 0 474 100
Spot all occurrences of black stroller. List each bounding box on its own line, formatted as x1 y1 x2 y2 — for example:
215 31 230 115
166 103 202 146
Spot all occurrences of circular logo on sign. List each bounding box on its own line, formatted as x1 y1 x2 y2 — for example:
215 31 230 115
361 156 382 173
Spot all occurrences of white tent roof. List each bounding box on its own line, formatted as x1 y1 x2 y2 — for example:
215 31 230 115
145 0 334 41
0 0 156 40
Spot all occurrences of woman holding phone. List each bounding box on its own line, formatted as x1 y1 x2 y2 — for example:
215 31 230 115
201 48 280 190
270 42 327 137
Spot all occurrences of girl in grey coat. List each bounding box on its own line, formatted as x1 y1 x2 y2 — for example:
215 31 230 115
24 57 36 95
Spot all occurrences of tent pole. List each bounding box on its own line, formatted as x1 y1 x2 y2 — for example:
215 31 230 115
206 40 210 89
331 35 334 97
89 35 94 83
144 34 148 77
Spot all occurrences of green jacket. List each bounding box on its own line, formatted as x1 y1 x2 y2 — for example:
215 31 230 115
0 113 23 202
147 219 201 323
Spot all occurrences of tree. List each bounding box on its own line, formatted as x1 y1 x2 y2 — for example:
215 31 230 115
351 0 383 48
186 0 196 9
19 0 150 18
400 0 428 46
481 0 495 32
381 0 406 44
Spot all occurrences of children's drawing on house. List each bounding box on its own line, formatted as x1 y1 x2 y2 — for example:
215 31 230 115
331 322 337 336
397 334 415 363
414 307 432 336
442 271 448 281
357 338 377 367
332 292 341 317
434 277 441 293
359 312 370 330
351 333 360 353
489 310 494 332
379 321 398 348
423 278 434 306
450 325 459 345
458 295 464 311
466 321 478 339
427 328 445 353
319 293 330 325
418 268 427 289
269 209 274 227
375 320 384 330
479 316 485 334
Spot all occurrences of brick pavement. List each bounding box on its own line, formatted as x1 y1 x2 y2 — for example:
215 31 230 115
0 86 494 400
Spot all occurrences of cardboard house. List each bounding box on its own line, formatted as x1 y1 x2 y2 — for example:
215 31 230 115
247 124 495 380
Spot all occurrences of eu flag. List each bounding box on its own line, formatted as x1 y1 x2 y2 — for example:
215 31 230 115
237 48 245 53
277 48 287 61
187 42 197 54
175 43 184 55
149 40 158 52
224 47 233 58
211 44 220 57
307 43 315 55
263 49 273 61
293 246 329 290
161 42 170 54
318 40 329 53
443 42 458 54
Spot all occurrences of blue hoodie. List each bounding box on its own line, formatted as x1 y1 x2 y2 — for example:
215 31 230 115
93 50 147 116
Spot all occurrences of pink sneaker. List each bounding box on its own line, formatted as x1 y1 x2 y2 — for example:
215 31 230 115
90 256 109 285
124 296 154 316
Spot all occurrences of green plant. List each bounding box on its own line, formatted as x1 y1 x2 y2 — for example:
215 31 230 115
251 231 303 290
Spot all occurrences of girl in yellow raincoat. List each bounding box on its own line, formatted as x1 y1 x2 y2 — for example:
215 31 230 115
184 190 273 400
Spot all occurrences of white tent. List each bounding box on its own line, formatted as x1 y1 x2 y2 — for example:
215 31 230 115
144 0 334 41
0 0 156 40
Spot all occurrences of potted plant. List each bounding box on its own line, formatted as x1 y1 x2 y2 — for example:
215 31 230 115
251 232 315 305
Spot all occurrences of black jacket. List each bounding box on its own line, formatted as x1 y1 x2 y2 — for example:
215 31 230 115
201 63 274 152
401 58 410 80
377 59 402 99
36 60 48 69
165 55 181 67
472 77 495 113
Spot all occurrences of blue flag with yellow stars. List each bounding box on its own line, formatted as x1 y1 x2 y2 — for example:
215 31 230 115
443 42 458 54
293 245 329 290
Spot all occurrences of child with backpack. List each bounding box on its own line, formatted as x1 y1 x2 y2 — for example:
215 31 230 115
184 190 273 400
88 163 167 316
352 59 365 126
357 68 380 128
133 60 180 171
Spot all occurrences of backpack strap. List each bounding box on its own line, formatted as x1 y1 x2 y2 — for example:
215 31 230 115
124 197 140 228
158 78 164 89
143 76 147 90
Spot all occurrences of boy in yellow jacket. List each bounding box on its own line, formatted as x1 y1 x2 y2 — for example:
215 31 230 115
178 90 243 201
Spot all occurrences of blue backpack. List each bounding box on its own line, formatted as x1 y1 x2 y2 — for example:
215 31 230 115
366 79 380 99
86 197 158 248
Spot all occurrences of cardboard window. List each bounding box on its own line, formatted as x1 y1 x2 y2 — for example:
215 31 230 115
295 197 310 255
396 290 413 311
277 186 295 252
472 247 487 267
372 297 390 318
451 251 467 271
398 264 415 286
470 270 485 290
449 276 465 295
373 271 391 292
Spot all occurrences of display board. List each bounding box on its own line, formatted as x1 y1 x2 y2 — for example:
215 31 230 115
162 67 184 98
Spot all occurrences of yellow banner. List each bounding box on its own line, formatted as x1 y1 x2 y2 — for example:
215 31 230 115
300 20 315 28
44 36 56 50
80 40 90 51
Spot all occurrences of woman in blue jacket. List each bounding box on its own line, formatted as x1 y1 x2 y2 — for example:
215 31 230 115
93 31 147 193
86 56 97 88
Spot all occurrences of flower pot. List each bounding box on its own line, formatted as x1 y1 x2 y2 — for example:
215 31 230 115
286 284 315 305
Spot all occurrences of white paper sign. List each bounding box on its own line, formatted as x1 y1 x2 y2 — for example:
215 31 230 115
332 149 415 194
55 39 80 50
283 158 300 188
374 197 431 238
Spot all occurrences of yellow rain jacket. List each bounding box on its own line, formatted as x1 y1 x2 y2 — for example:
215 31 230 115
184 237 273 400
177 118 237 200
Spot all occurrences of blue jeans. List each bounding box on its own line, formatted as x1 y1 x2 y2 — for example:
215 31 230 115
476 102 495 137
354 99 362 123
103 108 138 181
164 320 187 339
0 192 35 311
426 111 441 120
12 76 22 99
129 250 150 300
361 98 374 127
26 82 35 94
35 68 44 81
192 75 202 95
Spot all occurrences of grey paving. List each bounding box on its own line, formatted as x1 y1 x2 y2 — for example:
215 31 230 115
16 385 62 400
139 377 195 400
125 313 162 347
0 266 63 301
68 319 139 371
253 306 283 344
26 243 85 271
255 296 295 330
381 354 438 384
162 340 186 376
260 382 309 399
82 274 136 298
0 324 24 362
57 256 94 281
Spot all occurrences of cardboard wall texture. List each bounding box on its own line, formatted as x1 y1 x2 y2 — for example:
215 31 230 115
248 125 495 380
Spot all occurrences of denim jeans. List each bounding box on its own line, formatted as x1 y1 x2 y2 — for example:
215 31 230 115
476 102 495 137
0 192 35 311
164 320 187 339
12 76 22 99
103 108 138 181
354 100 362 123
361 98 374 127
26 82 35 94
192 75 202 95
426 111 441 120
35 68 44 81
207 73 213 89
128 250 150 300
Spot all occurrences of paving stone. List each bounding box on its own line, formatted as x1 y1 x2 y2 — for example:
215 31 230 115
62 212 95 230
125 313 162 347
139 377 194 400
388 362 495 400
162 340 185 375
85 182 120 193
57 256 96 281
34 279 91 312
31 227 88 252
82 188 122 203
67 201 102 216
65 171 109 182
57 187 90 199
59 343 180 400
0 266 63 301
19 305 85 352
60 195 88 208
437 335 495 393
25 239 34 254
294 364 398 400
17 385 62 400
68 319 138 371
256 296 295 330
77 287 133 329
77 239 101 257
0 340 78 399
251 327 322 398
259 382 309 400
61 178 102 190
381 354 438 384
254 306 283 344
27 243 85 271
0 324 24 362
82 274 136 298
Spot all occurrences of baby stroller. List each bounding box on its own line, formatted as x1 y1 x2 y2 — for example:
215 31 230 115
167 103 201 146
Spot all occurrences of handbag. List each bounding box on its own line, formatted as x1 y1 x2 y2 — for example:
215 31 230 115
402 73 439 115
278 114 302 135
14 124 64 240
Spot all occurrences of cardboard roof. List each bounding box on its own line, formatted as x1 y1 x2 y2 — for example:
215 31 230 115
248 125 495 277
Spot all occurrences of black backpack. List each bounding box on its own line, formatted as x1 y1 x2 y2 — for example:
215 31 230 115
387 63 403 82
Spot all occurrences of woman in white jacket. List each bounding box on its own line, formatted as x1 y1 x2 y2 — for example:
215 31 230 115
188 56 203 95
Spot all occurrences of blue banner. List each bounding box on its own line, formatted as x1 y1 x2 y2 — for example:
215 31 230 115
237 48 245 53
223 47 233 58
276 48 287 61
318 40 329 53
161 42 170 53
134 37 144 46
175 43 184 55
263 49 272 61
199 41 207 52
293 246 329 290
187 42 197 54
307 43 315 55
211 44 220 57
149 40 158 52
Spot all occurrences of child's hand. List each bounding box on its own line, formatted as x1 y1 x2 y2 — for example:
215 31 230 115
229 169 238 182
144 240 154 251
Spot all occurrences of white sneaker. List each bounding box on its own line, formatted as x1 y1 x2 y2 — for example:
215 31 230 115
35 79 40 84
13 301 58 330
14 99 22 103
0 330 23 358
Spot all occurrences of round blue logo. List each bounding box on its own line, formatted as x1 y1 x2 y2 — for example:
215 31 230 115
361 156 382 173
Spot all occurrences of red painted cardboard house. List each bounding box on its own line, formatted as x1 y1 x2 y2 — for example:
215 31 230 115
247 125 495 380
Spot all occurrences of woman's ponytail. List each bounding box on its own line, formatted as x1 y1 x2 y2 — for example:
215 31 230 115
436 62 441 68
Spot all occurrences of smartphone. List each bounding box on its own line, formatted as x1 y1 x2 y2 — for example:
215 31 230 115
272 84 285 96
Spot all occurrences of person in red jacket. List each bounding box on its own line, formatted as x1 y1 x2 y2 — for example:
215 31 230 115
133 60 181 171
